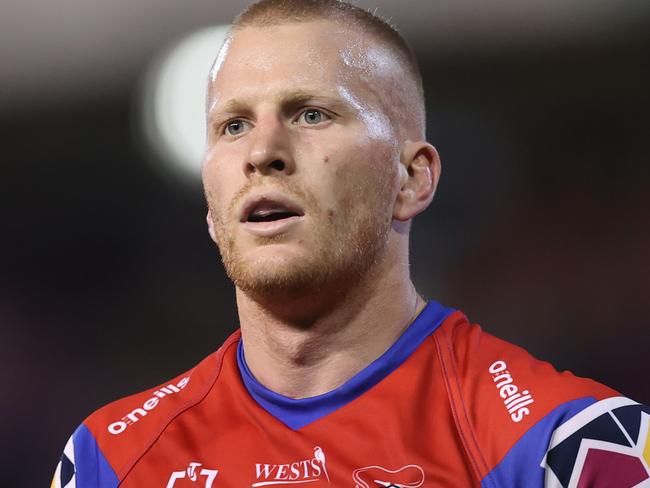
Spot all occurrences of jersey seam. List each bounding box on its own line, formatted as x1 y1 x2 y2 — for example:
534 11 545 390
433 318 493 486
117 333 239 483
444 331 490 474
432 332 483 483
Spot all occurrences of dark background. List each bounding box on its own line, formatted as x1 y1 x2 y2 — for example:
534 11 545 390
1 1 648 486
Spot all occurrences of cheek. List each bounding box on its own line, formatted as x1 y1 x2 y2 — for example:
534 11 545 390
330 142 397 198
310 160 387 226
202 150 245 213
203 175 233 227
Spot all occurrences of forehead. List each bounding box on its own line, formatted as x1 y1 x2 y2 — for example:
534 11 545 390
208 20 402 106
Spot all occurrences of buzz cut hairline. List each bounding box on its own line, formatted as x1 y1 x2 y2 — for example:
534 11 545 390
229 0 426 137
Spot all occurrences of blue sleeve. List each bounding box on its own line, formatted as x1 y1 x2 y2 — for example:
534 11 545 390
51 424 119 488
482 396 650 487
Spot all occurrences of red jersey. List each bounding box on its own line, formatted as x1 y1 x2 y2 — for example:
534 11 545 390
51 301 650 487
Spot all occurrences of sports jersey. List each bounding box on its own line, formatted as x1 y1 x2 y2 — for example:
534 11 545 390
52 301 650 487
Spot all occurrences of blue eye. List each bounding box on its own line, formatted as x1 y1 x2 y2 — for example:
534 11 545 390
302 109 328 125
225 120 247 136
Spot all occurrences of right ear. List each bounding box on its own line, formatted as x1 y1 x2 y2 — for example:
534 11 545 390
392 140 441 221
206 210 217 243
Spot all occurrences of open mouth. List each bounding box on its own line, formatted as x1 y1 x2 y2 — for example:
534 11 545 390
244 199 304 224
247 207 301 223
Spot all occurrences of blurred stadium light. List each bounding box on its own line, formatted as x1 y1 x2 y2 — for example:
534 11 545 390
140 25 230 182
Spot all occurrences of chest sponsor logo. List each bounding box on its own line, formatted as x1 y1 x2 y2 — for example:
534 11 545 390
107 376 190 435
166 462 219 488
252 446 330 487
488 360 534 422
352 464 425 488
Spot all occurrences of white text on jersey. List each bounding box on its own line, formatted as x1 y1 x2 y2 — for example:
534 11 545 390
252 446 330 486
488 360 534 422
108 376 190 435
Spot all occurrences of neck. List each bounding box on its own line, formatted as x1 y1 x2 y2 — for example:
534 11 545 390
236 242 424 399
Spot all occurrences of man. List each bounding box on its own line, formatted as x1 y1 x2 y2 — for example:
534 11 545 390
52 1 649 487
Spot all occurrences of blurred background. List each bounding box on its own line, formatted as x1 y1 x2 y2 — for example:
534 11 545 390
1 0 649 485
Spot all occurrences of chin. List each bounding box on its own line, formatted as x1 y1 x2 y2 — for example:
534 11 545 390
233 260 327 295
218 212 392 297
223 245 327 294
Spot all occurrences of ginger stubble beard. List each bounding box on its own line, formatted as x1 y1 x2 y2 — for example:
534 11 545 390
206 171 396 304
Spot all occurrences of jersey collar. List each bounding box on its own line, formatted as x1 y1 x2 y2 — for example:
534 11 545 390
237 300 455 430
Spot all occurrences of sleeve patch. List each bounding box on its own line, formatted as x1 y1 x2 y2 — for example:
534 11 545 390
481 397 596 488
69 424 120 488
542 397 650 488
52 434 77 488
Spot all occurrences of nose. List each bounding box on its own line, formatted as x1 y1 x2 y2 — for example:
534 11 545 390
244 116 295 178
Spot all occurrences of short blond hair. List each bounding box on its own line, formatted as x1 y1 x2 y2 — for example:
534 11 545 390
231 0 426 138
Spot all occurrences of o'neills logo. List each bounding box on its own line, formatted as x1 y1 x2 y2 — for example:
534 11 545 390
107 376 190 435
252 446 330 487
488 361 534 423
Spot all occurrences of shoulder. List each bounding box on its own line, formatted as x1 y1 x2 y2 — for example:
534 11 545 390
433 311 617 414
51 331 241 488
433 311 650 487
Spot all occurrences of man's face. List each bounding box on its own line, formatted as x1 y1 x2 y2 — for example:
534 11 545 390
203 20 403 294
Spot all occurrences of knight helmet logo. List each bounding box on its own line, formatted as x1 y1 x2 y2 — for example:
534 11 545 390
352 464 425 488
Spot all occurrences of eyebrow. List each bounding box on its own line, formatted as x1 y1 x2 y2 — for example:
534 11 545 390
208 89 351 121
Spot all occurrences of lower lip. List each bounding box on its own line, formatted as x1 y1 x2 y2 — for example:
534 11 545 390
241 216 303 237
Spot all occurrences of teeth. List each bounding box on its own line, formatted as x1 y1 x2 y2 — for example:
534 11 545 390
253 208 283 218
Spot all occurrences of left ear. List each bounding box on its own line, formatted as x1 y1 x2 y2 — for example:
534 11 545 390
206 209 217 243
393 140 441 221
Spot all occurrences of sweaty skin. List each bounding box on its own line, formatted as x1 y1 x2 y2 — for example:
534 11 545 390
203 20 440 398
